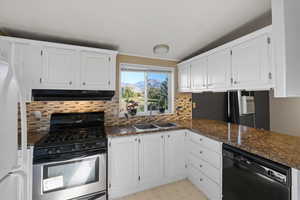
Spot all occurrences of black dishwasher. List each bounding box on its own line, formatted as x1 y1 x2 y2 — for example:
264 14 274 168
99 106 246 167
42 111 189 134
223 144 291 200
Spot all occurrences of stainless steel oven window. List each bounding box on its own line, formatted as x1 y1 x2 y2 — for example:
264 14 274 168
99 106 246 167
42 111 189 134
42 157 100 192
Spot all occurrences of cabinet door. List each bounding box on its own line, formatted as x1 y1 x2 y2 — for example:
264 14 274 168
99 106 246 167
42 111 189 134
80 51 115 90
207 49 231 91
231 34 272 90
190 57 207 91
109 136 139 198
178 64 190 92
164 131 186 181
139 133 164 188
41 46 78 88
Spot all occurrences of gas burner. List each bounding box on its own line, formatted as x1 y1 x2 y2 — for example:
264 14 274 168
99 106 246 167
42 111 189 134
34 112 107 162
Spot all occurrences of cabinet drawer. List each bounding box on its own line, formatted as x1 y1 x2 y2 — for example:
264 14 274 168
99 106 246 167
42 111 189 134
189 154 221 184
189 141 221 169
189 165 221 200
190 132 221 153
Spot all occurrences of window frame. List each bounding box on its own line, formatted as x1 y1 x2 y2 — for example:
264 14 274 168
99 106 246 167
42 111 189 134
119 63 175 117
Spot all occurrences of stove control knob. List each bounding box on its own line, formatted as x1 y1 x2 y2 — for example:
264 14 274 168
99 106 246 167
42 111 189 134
48 150 53 155
56 149 61 154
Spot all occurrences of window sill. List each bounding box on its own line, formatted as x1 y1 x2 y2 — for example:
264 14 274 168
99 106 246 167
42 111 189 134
118 111 174 118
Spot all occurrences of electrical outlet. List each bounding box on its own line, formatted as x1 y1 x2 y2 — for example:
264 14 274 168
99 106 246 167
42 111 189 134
193 102 196 109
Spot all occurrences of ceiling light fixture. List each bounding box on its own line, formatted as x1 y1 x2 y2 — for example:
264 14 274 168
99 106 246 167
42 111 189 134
153 44 170 55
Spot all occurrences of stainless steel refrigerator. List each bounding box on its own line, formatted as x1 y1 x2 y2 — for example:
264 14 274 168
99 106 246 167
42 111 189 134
192 91 270 130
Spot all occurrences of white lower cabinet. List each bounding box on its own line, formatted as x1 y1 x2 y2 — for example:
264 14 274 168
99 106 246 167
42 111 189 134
164 131 186 181
187 131 222 200
108 136 139 198
108 130 222 199
139 133 164 188
108 130 188 199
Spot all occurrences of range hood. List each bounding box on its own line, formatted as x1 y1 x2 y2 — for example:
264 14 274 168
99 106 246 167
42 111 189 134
32 89 115 101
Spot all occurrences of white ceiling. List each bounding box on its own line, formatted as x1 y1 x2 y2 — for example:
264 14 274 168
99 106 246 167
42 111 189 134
0 0 271 61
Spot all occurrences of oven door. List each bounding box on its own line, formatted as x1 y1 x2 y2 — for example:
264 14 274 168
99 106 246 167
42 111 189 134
33 153 106 200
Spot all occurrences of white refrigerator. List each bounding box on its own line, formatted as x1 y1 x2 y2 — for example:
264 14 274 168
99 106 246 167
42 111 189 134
0 40 28 200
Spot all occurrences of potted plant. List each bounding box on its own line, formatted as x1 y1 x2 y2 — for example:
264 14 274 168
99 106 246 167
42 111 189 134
127 100 138 116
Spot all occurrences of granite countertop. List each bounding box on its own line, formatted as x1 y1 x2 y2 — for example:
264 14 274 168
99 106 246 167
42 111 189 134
106 119 300 170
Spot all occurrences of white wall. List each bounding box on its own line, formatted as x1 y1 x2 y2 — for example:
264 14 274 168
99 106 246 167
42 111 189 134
270 92 300 136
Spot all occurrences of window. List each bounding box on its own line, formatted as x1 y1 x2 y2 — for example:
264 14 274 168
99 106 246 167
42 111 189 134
120 64 174 116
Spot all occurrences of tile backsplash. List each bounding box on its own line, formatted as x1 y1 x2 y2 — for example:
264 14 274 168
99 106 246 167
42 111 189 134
26 93 192 133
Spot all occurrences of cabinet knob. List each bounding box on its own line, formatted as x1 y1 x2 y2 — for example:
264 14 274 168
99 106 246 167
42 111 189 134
199 164 203 168
199 138 203 141
168 135 170 138
200 178 203 182
69 81 72 85
161 136 164 139
199 151 203 154
82 82 86 86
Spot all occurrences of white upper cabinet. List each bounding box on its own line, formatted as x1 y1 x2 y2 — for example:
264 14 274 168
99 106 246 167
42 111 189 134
177 26 273 93
178 63 190 92
0 36 117 101
231 34 273 90
207 49 231 91
80 51 115 90
164 131 186 181
190 57 207 92
272 0 300 97
139 133 164 187
41 46 78 89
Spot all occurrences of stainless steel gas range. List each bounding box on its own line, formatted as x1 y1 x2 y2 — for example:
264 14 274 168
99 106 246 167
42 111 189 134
33 112 107 200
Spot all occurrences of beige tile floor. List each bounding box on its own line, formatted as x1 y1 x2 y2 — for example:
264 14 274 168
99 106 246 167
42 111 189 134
116 179 208 200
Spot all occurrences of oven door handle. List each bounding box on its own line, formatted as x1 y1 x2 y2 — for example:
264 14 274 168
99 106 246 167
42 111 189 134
36 150 106 166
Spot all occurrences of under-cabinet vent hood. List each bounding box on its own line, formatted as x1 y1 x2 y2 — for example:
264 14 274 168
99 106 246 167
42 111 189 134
32 89 115 101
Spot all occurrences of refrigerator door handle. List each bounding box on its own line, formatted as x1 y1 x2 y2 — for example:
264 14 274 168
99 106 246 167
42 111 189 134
11 44 27 164
10 170 27 200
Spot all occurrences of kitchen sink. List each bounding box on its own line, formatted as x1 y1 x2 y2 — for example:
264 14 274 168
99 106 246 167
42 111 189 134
133 123 177 132
133 123 160 132
154 122 177 129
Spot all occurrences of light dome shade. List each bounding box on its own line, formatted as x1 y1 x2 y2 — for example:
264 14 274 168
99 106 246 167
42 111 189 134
153 44 170 55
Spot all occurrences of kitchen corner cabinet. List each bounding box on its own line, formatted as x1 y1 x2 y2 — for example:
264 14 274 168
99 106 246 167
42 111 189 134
108 130 187 199
178 63 190 92
177 26 273 93
190 57 207 92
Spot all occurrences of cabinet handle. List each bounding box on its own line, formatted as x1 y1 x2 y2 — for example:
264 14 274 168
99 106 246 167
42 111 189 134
69 81 72 85
199 151 203 154
234 80 239 85
200 178 203 182
199 138 203 142
161 136 164 139
39 78 42 84
268 72 272 80
168 135 170 138
199 164 203 168
82 82 86 86
134 138 137 142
